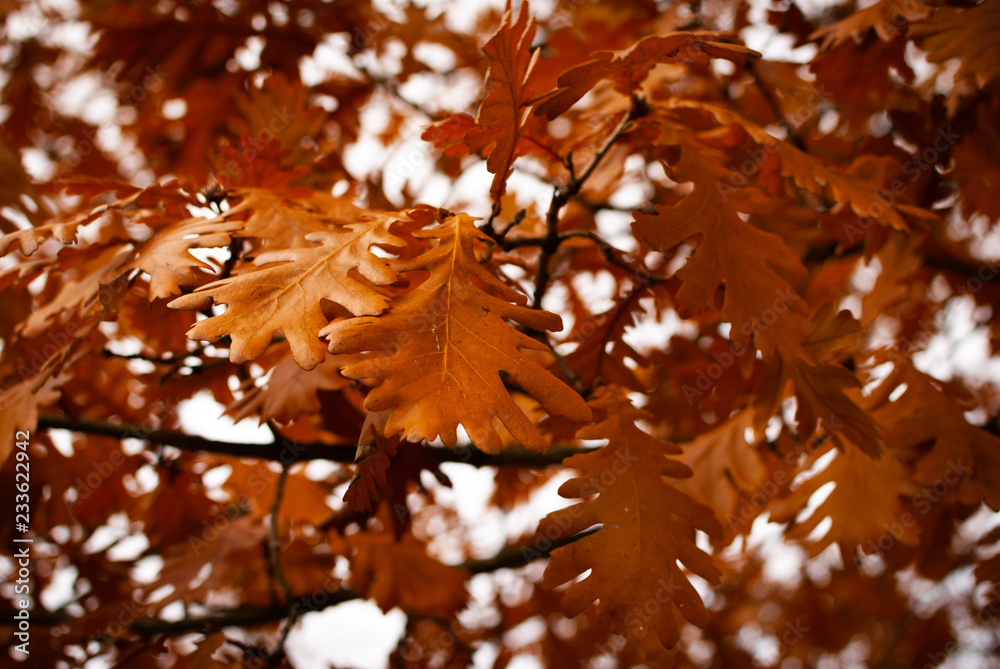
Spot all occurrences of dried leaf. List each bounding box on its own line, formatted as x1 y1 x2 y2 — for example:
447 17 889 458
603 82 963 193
323 213 590 452
539 385 722 648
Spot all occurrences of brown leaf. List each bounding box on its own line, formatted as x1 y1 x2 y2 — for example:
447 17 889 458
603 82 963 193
169 204 406 369
633 131 807 358
535 32 759 119
463 0 539 200
323 213 591 453
345 533 468 619
539 385 722 648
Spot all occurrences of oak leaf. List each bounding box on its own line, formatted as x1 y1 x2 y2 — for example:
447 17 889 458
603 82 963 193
539 385 722 648
462 0 539 200
790 358 882 457
223 188 372 251
0 368 67 466
562 287 649 391
535 31 759 119
872 360 1000 510
768 436 921 558
322 213 591 453
124 215 240 300
227 352 355 425
911 2 1000 89
668 100 935 231
675 408 767 535
810 0 930 50
633 133 807 357
169 208 405 370
343 533 467 619
0 180 197 258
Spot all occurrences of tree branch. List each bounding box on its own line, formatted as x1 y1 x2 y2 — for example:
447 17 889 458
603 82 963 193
128 589 359 635
532 109 635 310
3 527 602 636
35 414 594 467
746 60 808 151
128 527 600 634
268 464 293 606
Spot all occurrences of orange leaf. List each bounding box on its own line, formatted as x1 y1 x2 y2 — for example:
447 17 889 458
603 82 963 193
668 100 936 231
226 352 355 425
539 385 722 648
810 0 930 50
791 358 882 457
169 198 407 370
633 133 807 358
346 533 467 619
534 32 759 120
675 408 767 536
463 0 539 200
769 438 921 558
323 213 591 453
910 2 1000 89
422 113 477 158
125 215 240 300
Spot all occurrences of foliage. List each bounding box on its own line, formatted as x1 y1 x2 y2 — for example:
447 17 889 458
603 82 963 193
2 0 1000 667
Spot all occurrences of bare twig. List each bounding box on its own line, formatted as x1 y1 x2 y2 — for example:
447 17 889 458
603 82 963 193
268 464 293 606
533 110 634 309
746 60 807 151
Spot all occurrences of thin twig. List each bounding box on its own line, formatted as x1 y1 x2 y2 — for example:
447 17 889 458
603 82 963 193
533 110 634 310
495 208 527 243
262 470 302 669
121 527 601 636
746 60 807 151
268 464 293 607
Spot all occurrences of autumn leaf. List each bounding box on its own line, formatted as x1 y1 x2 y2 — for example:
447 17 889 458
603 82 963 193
124 215 240 300
668 99 935 231
562 287 648 391
872 360 1000 510
534 31 759 119
633 132 808 357
18 245 131 339
343 410 395 512
539 385 722 648
342 533 468 619
0 180 197 258
911 1 1000 89
675 408 767 535
810 0 930 50
462 0 539 200
168 209 406 370
790 358 882 457
768 436 921 558
322 213 591 453
226 352 355 425
0 368 67 466
223 188 373 251
421 113 477 157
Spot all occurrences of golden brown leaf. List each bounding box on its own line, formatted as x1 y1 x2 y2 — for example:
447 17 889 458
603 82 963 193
169 206 406 369
463 0 539 200
323 213 591 453
539 385 722 648
535 31 759 119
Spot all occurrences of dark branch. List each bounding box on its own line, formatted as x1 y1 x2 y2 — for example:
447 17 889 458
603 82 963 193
533 109 635 310
1 527 602 635
128 589 359 635
746 60 808 151
35 414 594 467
